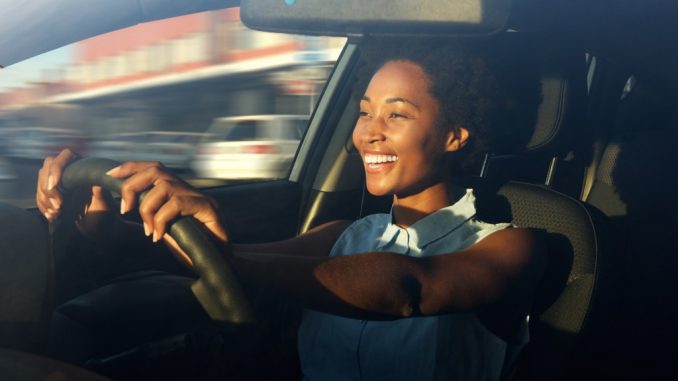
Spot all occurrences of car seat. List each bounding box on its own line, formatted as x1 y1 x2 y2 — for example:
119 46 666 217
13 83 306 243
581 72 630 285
428 34 610 380
584 78 678 379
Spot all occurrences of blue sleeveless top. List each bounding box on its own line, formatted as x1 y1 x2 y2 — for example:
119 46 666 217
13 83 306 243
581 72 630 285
298 189 528 380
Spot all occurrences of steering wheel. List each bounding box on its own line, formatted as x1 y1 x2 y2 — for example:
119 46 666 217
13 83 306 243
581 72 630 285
59 157 255 324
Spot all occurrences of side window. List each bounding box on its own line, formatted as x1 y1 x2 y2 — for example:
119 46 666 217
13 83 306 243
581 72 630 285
0 7 346 207
225 122 259 141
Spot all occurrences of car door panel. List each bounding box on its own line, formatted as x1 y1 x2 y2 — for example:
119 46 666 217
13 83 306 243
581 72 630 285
205 180 301 244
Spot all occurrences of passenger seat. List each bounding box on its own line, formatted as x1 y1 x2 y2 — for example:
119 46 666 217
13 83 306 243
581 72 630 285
584 79 678 379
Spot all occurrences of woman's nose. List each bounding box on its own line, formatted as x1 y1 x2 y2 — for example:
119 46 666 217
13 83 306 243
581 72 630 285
361 118 387 143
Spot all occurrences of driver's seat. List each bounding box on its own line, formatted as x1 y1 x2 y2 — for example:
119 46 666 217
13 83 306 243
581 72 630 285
474 181 613 380
468 35 615 379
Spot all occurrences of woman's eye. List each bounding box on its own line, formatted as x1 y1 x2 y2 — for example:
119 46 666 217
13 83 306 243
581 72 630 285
389 113 406 119
359 111 370 118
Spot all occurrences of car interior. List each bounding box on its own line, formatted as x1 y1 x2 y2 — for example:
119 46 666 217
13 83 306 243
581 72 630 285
0 0 677 380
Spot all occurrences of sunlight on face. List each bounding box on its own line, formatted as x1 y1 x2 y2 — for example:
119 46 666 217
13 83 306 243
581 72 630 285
353 60 452 198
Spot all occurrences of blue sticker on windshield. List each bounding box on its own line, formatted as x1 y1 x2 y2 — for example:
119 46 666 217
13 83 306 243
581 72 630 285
285 0 296 5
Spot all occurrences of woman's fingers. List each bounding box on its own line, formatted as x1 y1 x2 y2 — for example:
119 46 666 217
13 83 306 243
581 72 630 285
151 195 185 242
162 233 194 268
36 188 58 221
106 161 165 181
46 149 78 191
106 160 228 249
36 149 77 220
88 185 113 213
137 179 174 239
37 157 56 219
108 161 171 214
152 194 227 244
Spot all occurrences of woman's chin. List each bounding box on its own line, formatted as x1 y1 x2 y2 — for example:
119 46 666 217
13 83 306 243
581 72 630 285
365 183 393 197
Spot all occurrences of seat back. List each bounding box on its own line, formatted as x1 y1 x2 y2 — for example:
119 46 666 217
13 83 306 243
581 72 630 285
585 79 678 378
0 203 52 353
476 181 611 380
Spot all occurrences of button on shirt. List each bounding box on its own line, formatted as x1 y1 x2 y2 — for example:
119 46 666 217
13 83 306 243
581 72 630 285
298 189 528 381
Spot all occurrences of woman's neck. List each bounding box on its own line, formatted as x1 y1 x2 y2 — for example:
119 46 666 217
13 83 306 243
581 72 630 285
391 182 462 227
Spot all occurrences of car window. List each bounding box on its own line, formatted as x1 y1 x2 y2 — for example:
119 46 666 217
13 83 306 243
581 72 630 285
0 7 345 207
224 121 260 141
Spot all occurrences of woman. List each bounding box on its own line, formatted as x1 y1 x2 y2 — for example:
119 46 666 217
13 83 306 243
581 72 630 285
37 38 544 380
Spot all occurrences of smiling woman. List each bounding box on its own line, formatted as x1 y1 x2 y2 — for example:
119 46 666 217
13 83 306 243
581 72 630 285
293 38 544 380
38 36 545 381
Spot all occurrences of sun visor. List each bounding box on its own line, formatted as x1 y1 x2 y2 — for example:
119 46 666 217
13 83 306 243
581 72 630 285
0 0 233 67
241 0 511 36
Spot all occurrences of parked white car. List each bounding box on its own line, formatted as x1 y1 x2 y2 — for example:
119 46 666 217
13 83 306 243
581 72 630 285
191 115 308 180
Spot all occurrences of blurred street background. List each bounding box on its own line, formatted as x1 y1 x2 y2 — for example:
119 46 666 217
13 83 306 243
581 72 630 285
0 8 344 207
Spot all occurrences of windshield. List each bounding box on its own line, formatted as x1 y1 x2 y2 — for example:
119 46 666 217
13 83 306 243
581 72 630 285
0 7 345 206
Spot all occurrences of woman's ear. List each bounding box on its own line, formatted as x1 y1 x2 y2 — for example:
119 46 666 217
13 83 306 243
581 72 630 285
445 127 470 153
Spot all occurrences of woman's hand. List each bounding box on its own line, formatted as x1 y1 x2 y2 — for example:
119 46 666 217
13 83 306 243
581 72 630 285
106 161 230 265
36 149 117 239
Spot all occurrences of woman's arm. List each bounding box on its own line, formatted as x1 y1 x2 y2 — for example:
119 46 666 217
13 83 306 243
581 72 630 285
232 228 545 321
233 219 353 257
106 161 352 264
107 162 545 325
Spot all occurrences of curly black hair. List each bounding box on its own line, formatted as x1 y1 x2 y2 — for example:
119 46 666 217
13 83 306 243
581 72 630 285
355 37 542 176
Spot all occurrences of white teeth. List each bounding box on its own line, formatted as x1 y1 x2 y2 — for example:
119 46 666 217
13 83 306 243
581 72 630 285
364 154 398 164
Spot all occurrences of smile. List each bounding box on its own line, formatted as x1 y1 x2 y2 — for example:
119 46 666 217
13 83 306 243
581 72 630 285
364 154 398 164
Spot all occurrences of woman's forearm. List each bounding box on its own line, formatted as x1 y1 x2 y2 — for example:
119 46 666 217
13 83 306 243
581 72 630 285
232 251 425 320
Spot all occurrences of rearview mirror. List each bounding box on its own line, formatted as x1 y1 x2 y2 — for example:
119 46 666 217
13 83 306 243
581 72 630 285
241 0 510 36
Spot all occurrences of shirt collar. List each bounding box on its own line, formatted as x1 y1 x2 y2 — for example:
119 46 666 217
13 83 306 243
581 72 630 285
376 189 477 251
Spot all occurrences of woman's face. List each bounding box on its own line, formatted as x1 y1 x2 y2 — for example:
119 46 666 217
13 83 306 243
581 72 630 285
353 60 464 197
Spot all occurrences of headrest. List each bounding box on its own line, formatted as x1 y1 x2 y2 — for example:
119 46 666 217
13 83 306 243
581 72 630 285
523 57 586 154
497 34 587 155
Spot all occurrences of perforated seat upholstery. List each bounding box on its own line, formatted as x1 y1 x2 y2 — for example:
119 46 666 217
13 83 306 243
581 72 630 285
476 181 611 380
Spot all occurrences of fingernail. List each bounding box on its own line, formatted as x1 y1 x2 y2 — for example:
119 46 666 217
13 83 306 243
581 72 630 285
49 198 60 210
143 222 151 237
152 231 160 243
120 199 127 215
47 175 55 190
106 166 121 176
